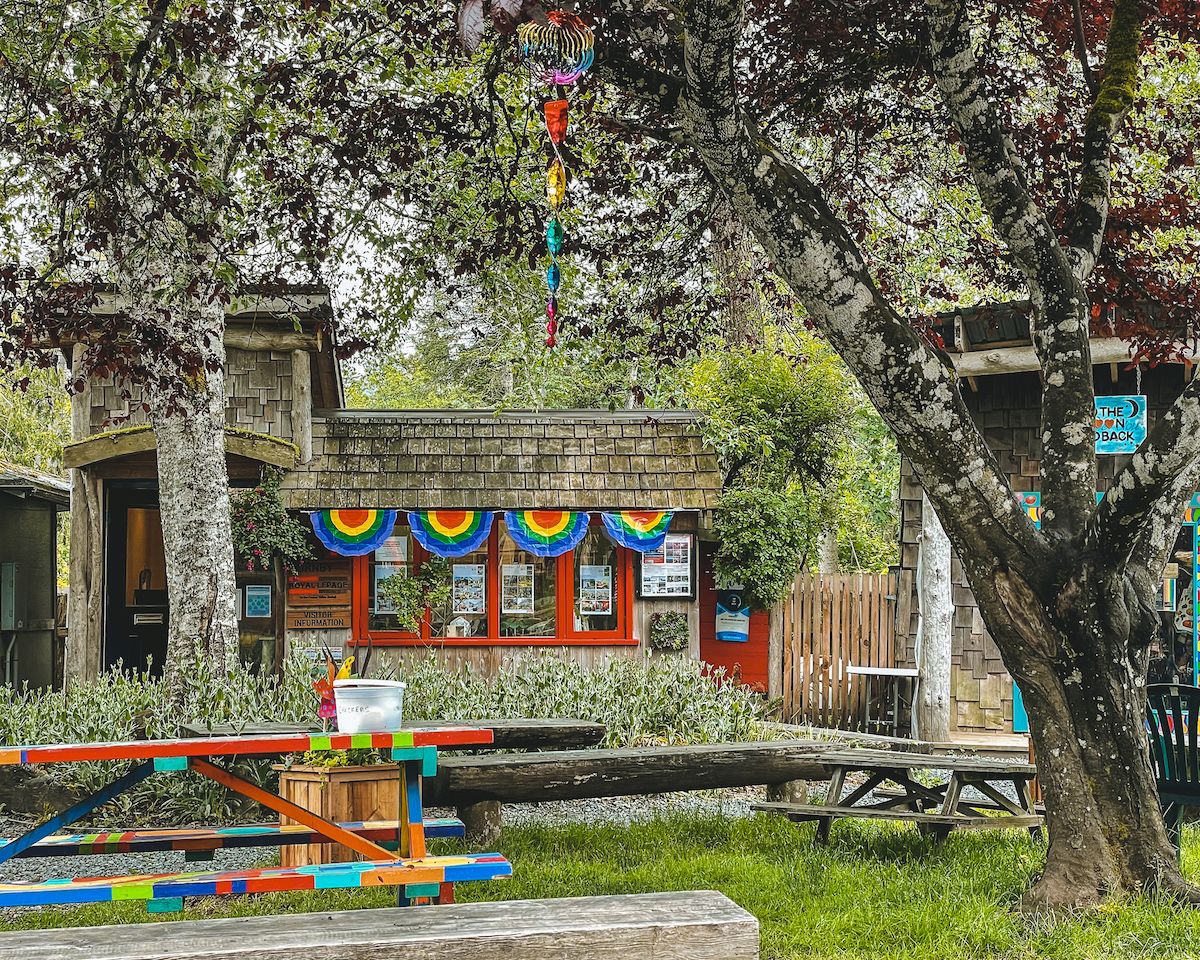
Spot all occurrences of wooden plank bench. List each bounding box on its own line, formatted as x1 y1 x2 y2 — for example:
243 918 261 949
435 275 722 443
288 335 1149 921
0 817 465 859
426 741 832 842
0 890 760 960
751 747 1042 842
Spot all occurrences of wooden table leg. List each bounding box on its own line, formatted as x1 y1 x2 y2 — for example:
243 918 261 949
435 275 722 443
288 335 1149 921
816 766 847 843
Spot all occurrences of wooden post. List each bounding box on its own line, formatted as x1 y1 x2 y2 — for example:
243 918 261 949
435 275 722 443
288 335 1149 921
290 349 313 463
457 800 502 847
915 493 952 742
66 344 103 682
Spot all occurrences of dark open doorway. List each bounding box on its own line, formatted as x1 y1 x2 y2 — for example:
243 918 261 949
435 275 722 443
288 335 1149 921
104 484 168 676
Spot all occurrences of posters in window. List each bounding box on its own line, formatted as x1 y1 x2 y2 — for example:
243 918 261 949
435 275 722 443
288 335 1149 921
578 564 613 615
372 535 408 615
640 533 693 597
453 563 487 614
502 563 535 614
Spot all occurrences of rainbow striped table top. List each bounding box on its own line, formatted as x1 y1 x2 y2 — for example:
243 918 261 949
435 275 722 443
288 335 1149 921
0 852 512 907
0 726 493 766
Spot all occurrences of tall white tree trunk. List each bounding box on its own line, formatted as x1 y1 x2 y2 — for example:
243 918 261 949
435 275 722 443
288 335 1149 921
915 492 952 742
816 526 839 574
115 218 239 685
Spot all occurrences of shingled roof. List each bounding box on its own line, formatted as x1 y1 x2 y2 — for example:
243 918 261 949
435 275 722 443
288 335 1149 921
280 409 723 511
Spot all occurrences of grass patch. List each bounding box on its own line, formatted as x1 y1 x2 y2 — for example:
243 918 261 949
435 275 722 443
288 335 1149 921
5 814 1200 959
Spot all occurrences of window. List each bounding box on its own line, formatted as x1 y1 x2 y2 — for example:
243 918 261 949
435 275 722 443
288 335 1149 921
430 546 489 638
498 528 557 637
573 528 619 632
353 521 635 646
368 527 413 633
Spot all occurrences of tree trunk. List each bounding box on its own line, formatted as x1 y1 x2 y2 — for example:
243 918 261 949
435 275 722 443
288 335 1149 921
915 494 952 742
980 564 1189 909
816 527 839 575
148 333 240 684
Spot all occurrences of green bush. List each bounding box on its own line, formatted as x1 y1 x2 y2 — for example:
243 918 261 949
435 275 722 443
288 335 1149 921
0 652 763 825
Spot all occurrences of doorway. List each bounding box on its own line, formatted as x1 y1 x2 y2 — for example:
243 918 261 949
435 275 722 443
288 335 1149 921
104 484 168 675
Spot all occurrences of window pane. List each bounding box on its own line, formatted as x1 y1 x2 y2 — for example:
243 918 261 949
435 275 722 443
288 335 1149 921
574 528 619 631
498 529 557 637
430 547 489 638
369 529 413 632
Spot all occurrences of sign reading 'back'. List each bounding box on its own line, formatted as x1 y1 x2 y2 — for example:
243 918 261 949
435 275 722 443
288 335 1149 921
1094 395 1147 455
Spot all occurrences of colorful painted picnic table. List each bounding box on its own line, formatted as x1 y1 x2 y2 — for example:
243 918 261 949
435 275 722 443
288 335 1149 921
0 727 511 910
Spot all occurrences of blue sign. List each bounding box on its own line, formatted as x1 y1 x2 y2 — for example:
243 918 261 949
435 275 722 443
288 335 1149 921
1094 395 1146 455
715 589 750 643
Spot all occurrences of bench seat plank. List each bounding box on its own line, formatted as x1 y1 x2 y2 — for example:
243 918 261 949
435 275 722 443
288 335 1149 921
753 801 1043 832
0 891 758 960
0 818 465 859
0 852 510 907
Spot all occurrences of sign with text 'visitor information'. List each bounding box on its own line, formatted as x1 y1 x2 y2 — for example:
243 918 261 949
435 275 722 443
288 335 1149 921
1094 395 1146 455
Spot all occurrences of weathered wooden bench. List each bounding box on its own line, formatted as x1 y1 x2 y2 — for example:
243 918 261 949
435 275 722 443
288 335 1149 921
425 741 831 842
0 890 760 960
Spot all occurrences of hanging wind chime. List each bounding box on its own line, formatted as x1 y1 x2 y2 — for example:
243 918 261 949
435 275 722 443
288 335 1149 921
516 10 595 347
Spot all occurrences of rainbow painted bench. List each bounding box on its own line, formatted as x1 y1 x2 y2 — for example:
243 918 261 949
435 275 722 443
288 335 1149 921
0 727 511 910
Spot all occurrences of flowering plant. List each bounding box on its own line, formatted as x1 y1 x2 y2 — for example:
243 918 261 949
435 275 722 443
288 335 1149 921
231 469 313 573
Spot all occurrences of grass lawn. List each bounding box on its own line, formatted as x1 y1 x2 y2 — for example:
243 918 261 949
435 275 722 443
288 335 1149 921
5 814 1200 958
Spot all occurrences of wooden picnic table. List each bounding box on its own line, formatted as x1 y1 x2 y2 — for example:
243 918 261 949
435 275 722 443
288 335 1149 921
0 727 511 910
753 746 1042 842
179 717 607 751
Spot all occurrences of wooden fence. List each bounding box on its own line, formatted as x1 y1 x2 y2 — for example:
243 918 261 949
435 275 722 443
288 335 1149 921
780 572 899 730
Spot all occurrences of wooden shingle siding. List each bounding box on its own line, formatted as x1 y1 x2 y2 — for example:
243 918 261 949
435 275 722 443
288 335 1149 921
897 365 1190 733
281 410 723 511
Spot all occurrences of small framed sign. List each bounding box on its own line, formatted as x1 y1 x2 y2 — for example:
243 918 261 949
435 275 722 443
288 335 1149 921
637 533 695 599
244 584 272 619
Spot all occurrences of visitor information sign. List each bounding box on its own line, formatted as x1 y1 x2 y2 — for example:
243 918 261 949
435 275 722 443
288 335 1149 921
1094 396 1146 454
715 588 750 643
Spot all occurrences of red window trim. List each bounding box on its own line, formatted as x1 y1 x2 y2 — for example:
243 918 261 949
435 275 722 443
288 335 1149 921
349 520 637 648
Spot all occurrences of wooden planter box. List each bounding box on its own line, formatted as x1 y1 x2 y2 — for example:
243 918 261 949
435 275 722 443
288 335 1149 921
275 763 400 867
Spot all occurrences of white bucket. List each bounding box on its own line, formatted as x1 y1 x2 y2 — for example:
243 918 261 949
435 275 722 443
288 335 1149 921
333 679 406 733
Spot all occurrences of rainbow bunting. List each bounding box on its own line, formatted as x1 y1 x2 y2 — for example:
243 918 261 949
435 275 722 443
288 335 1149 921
504 510 590 557
310 509 397 556
409 511 493 558
600 511 672 552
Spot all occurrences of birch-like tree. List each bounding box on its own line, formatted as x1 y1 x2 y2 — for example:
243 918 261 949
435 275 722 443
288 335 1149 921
442 0 1200 909
0 0 407 682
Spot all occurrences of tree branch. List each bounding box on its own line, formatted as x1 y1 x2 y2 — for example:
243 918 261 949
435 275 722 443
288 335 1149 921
1071 0 1099 97
650 0 1053 579
1066 0 1147 281
926 0 1096 537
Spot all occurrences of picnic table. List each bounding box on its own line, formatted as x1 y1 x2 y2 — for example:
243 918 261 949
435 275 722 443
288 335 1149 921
0 727 511 910
753 747 1042 842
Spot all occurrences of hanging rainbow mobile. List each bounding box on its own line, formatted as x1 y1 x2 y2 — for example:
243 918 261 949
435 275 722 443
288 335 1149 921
310 509 397 556
517 10 595 348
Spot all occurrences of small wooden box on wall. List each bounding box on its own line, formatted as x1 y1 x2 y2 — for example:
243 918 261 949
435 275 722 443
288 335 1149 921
274 763 400 867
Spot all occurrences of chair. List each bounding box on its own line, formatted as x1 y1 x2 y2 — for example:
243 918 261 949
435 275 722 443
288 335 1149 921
1145 683 1200 854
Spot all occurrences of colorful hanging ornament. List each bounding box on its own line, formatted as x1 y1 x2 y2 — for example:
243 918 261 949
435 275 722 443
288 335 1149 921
504 510 591 557
517 10 595 348
310 509 397 556
409 510 494 558
601 511 674 552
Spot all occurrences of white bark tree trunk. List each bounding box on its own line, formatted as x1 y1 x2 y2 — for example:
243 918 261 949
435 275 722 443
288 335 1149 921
915 493 952 743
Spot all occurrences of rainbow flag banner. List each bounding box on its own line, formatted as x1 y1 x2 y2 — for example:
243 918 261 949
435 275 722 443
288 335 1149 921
504 510 590 557
409 510 493 558
310 509 397 556
600 511 673 552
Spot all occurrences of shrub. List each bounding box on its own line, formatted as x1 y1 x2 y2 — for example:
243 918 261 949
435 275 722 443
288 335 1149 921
647 611 690 652
0 652 763 825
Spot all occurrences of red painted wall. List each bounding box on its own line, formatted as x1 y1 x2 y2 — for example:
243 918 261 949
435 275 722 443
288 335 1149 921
698 542 770 692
